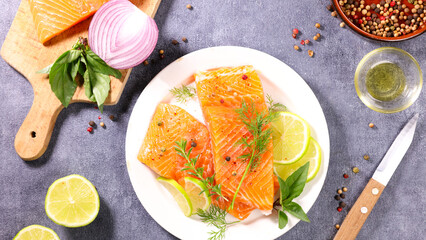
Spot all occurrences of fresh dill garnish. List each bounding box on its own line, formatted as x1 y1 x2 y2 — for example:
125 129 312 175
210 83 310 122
174 139 227 201
229 101 278 210
170 85 196 103
197 205 239 240
266 94 287 112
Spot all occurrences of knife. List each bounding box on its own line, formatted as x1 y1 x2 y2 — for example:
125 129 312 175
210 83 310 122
334 113 419 240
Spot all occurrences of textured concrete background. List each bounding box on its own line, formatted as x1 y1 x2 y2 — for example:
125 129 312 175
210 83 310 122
1 0 425 239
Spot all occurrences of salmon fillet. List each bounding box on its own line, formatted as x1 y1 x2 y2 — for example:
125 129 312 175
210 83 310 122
28 0 108 44
137 103 214 187
195 66 274 220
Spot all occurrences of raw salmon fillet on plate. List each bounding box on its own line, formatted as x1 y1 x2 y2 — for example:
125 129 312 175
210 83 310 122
28 0 108 44
137 103 214 187
195 66 274 220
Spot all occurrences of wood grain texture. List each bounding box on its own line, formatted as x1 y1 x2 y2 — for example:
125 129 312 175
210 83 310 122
1 0 161 160
334 178 386 240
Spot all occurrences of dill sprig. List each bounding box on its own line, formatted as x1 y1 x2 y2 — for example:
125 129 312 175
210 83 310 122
197 205 239 240
229 101 278 210
170 85 196 103
266 94 287 112
174 139 227 201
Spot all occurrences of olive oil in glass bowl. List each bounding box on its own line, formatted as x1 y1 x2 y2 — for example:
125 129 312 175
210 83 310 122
354 47 423 113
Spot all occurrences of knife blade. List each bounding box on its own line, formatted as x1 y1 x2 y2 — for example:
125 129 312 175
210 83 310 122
334 113 419 240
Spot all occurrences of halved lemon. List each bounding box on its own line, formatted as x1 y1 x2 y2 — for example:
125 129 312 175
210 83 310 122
13 225 60 240
158 177 192 217
274 137 321 182
271 112 311 164
184 177 211 212
45 174 100 228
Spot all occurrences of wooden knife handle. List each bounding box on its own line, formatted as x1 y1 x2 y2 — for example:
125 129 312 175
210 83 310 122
14 88 63 161
334 178 385 240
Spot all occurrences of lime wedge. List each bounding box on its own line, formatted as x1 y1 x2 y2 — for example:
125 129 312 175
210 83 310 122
274 137 322 182
184 177 211 212
45 174 100 228
13 225 60 240
271 112 311 164
158 177 192 217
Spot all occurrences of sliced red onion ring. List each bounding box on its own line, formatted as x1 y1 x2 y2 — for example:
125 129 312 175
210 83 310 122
89 0 158 69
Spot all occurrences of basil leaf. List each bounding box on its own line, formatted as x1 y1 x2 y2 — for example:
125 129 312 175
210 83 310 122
36 63 53 74
83 63 110 113
278 210 288 229
85 49 122 79
70 58 81 81
283 202 310 223
283 162 310 204
277 176 289 206
49 62 76 108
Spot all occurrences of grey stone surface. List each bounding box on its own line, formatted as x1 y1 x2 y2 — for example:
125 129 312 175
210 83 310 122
0 0 425 239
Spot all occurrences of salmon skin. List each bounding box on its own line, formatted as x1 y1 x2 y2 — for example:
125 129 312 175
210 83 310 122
195 66 274 220
137 103 214 187
28 0 108 44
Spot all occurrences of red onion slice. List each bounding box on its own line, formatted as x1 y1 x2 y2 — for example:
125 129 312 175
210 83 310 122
89 0 158 69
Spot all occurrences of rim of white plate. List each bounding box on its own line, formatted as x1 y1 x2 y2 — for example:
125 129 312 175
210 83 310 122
125 46 330 240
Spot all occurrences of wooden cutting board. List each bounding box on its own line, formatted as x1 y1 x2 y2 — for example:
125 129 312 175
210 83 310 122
1 0 161 161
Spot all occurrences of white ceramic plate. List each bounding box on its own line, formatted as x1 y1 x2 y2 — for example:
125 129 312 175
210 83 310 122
126 46 329 240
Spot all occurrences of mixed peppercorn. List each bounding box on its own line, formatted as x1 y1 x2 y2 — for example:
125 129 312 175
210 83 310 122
338 0 426 37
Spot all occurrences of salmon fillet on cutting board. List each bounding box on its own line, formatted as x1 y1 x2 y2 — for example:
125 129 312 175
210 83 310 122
137 103 214 187
195 66 274 220
28 0 109 44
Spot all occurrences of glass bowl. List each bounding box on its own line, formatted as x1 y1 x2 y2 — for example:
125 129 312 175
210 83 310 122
354 47 423 113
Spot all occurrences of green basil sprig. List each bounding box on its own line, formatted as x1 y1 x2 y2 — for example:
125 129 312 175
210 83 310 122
276 162 311 229
37 37 121 112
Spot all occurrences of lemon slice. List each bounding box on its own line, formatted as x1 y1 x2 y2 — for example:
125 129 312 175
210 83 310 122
271 112 311 164
45 174 100 228
13 225 60 240
274 137 322 182
158 177 192 217
184 177 211 212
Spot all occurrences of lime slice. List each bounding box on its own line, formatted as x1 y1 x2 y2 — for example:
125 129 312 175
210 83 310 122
158 177 192 217
271 112 311 164
184 177 211 212
274 137 322 182
45 174 100 228
13 225 60 240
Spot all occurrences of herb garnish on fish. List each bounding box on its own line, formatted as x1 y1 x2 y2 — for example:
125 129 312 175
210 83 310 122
266 94 287 112
170 85 196 103
197 205 239 240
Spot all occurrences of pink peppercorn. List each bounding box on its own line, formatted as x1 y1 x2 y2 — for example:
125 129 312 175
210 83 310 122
380 16 385 21
293 28 299 35
366 17 371 21
300 40 305 45
390 1 395 7
305 39 310 44
220 99 224 104
358 19 363 24
353 15 359 19
87 127 93 133
242 75 248 80
337 207 342 212
98 116 101 120
343 173 349 179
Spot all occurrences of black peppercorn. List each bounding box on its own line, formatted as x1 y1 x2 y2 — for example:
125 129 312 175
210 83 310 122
334 195 341 201
340 193 346 199
225 156 231 161
89 121 95 127
191 141 197 147
339 202 347 208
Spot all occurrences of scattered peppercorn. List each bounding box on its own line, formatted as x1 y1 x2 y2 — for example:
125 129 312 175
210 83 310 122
172 39 179 45
292 33 297 39
316 33 321 38
305 39 310 44
220 99 224 103
340 22 346 27
315 23 321 28
308 50 314 57
337 189 343 194
186 4 192 9
159 49 164 55
143 60 149 66
340 193 346 199
160 54 165 59
242 74 248 80
293 28 299 35
369 123 375 128
232 171 237 176
160 147 166 152
300 40 305 45
343 173 349 179
98 116 101 120
337 207 343 212
294 45 300 51
342 187 348 192
182 37 188 42
335 224 340 230
339 201 347 208
335 195 341 201
100 122 105 127
87 127 93 133
89 121 95 127
109 115 115 121
191 141 197 147
352 167 360 173
364 154 370 160
313 35 319 41
157 120 163 126
332 11 338 17
225 156 231 161
327 4 335 12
